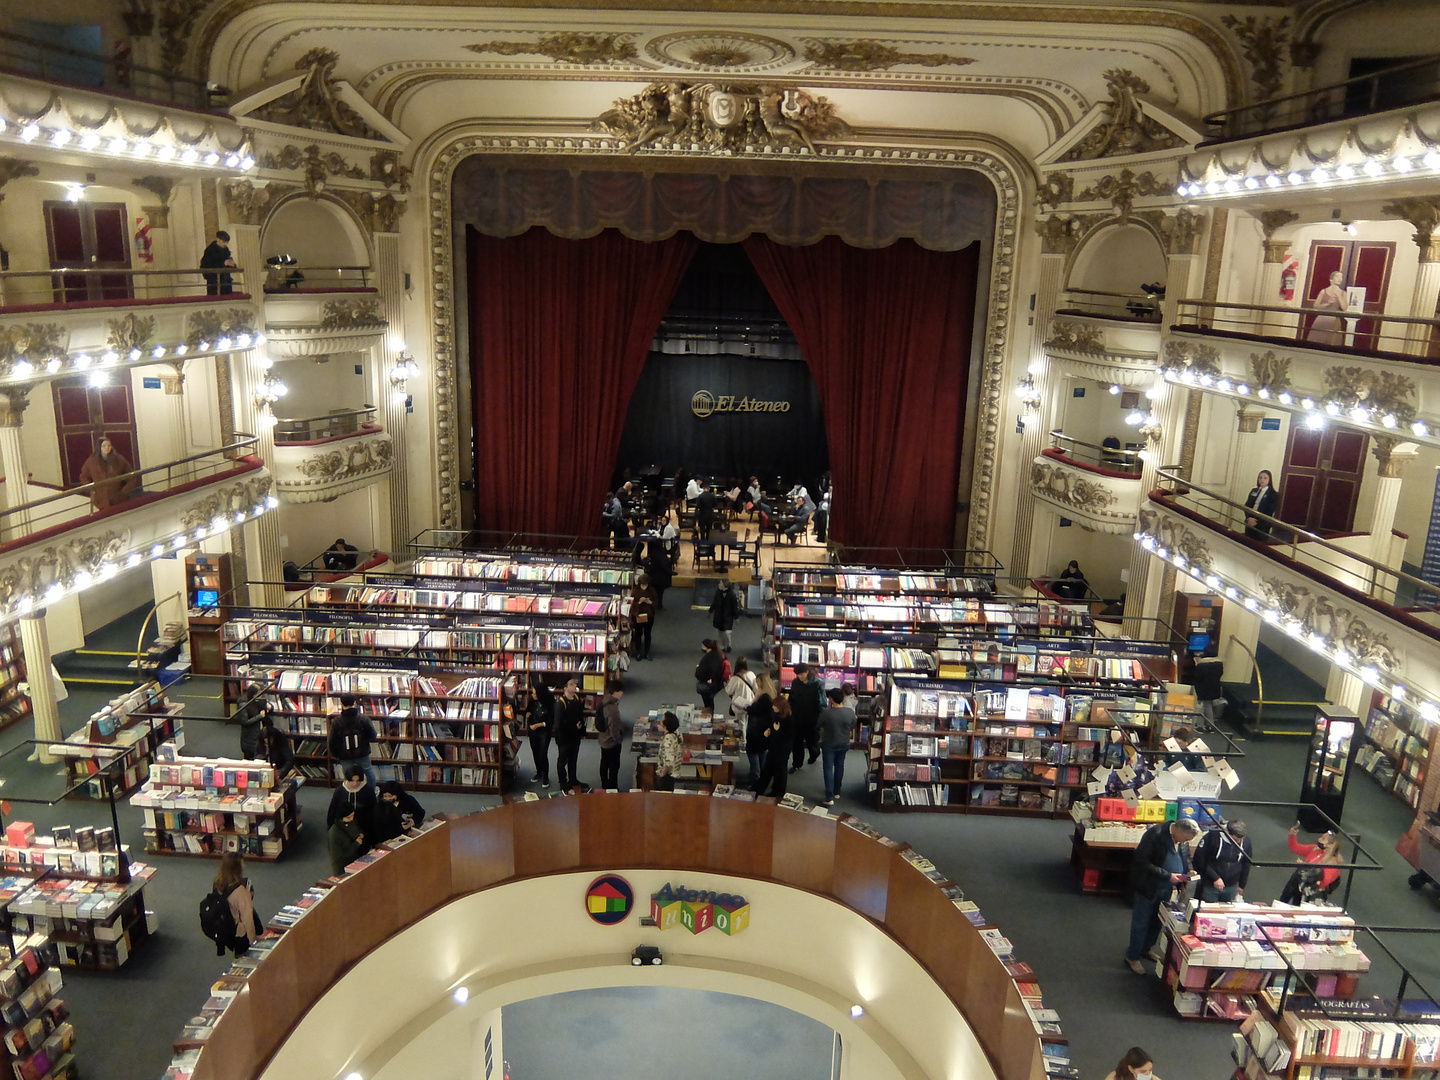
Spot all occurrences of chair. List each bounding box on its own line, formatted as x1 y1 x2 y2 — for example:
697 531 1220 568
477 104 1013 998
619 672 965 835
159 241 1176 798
758 510 782 547
693 529 717 570
735 528 759 570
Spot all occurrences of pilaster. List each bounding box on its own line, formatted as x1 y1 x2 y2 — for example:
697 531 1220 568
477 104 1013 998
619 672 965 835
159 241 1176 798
0 388 31 532
374 231 411 552
19 612 58 763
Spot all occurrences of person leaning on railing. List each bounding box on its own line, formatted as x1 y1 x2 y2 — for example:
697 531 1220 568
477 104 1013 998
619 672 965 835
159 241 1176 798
78 436 137 511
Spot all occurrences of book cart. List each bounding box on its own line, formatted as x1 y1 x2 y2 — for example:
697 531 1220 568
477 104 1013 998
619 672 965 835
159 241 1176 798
47 682 184 801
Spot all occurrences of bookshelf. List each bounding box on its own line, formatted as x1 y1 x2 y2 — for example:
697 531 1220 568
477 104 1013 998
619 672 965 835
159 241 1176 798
129 744 300 860
0 941 76 1080
1357 690 1435 810
48 682 183 800
1237 991 1440 1080
630 706 740 792
0 624 30 736
186 554 233 676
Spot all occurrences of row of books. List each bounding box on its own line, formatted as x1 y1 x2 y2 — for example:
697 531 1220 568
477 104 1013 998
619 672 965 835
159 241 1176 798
144 830 283 858
412 556 632 583
312 585 619 617
373 764 499 787
7 867 155 923
772 568 995 597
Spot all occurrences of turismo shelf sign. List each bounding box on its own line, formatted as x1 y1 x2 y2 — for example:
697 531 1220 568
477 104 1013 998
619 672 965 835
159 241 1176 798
691 390 791 418
650 883 750 935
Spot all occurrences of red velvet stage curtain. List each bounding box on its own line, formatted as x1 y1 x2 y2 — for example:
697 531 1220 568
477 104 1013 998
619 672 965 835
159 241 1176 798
743 235 979 551
469 226 698 536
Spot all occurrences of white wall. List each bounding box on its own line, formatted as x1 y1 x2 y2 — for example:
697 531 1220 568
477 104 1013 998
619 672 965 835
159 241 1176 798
1311 2 1440 87
1040 513 1130 599
260 198 369 268
271 355 370 418
1069 224 1167 294
1057 377 1134 449
276 486 379 566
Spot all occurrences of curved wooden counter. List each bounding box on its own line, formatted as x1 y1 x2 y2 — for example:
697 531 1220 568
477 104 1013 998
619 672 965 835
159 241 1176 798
192 794 1045 1080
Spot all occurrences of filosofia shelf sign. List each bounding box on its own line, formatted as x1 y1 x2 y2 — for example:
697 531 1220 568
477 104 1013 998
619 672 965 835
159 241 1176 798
691 390 791 418
650 883 750 935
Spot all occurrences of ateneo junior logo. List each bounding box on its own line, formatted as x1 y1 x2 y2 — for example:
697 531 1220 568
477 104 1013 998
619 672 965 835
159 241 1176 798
691 390 791 418
650 882 750 936
585 874 635 925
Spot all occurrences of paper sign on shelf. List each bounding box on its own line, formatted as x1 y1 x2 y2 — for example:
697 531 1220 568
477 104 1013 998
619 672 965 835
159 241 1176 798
1087 780 1106 795
1122 790 1139 807
1138 781 1161 799
1005 688 1031 720
1162 737 1182 752
1187 738 1211 754
1092 765 1110 781
1118 764 1137 783
1167 761 1191 780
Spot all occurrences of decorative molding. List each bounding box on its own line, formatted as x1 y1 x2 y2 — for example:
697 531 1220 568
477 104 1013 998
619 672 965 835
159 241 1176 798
1030 458 1137 533
1372 436 1421 479
1236 405 1265 433
0 158 39 204
1036 172 1073 211
1045 319 1107 356
260 143 367 196
180 474 274 530
1322 365 1417 423
320 299 385 330
131 175 176 206
1074 168 1172 222
646 32 795 71
0 530 129 608
1259 208 1299 238
1254 574 1400 672
1035 213 1102 255
185 308 258 350
369 150 412 193
801 40 973 72
0 324 67 373
0 389 30 429
222 180 272 227
253 48 383 140
1162 339 1222 378
594 83 849 154
1055 355 1160 387
274 433 393 503
1059 69 1184 161
1248 349 1292 393
1137 508 1215 573
334 189 407 234
1165 207 1206 256
1381 198 1440 263
155 0 202 75
106 313 156 353
465 32 638 65
1220 14 1291 102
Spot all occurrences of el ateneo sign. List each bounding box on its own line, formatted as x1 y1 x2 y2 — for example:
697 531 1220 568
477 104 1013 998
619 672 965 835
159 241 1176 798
691 389 791 419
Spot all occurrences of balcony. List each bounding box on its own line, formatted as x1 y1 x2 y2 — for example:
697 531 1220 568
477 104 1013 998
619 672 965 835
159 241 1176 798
1029 433 1143 534
1042 305 1161 387
1174 299 1438 362
0 268 251 314
0 33 227 111
272 420 392 504
262 270 385 359
0 438 273 625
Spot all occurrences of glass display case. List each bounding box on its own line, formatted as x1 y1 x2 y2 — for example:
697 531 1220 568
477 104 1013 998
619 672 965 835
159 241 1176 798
1299 707 1360 830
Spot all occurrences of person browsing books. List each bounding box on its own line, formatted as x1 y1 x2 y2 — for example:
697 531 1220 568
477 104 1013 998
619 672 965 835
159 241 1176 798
509 684 550 787
233 678 267 760
787 663 824 772
210 853 262 957
257 720 296 779
327 694 376 790
1190 819 1252 902
694 639 724 711
654 712 683 791
551 678 586 791
1124 818 1199 974
326 764 375 873
725 657 757 719
752 695 795 798
631 573 659 660
598 680 625 790
1280 825 1343 903
372 781 426 843
1104 1046 1161 1080
817 687 857 806
745 692 774 783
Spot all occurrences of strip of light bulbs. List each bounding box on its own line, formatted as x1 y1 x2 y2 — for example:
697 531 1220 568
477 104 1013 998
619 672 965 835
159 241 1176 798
1132 529 1437 725
1178 150 1440 201
2 114 253 171
7 332 265 390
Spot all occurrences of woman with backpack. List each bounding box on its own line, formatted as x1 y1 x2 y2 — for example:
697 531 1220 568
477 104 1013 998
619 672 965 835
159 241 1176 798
203 853 261 956
725 656 758 720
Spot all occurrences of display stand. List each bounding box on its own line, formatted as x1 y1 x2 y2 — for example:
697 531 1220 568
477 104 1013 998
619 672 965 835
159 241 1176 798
49 682 183 800
186 554 232 676
0 940 75 1080
1299 708 1360 830
1356 689 1436 809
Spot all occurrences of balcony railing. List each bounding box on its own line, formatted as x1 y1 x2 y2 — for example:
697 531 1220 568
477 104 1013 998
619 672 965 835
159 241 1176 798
1151 467 1438 630
273 406 378 445
1174 299 1440 361
0 33 226 111
0 268 249 311
1203 54 1440 143
1055 287 1164 323
263 266 372 293
0 435 259 545
1046 431 1144 476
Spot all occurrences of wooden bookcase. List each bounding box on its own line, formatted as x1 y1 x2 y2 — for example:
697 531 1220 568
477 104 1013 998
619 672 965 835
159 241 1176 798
1171 590 1223 682
50 682 183 800
1236 990 1440 1080
130 749 300 860
0 624 30 735
1356 689 1436 810
186 553 233 676
0 941 76 1079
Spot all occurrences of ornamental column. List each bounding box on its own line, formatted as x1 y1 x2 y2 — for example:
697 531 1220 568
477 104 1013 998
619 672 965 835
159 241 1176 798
1009 219 1076 584
374 224 412 552
1256 210 1299 337
1364 438 1421 597
19 611 60 763
158 362 190 461
0 389 32 534
220 186 282 605
1382 199 1440 356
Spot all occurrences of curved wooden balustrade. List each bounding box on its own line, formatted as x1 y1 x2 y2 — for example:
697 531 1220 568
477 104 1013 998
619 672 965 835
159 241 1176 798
191 794 1046 1080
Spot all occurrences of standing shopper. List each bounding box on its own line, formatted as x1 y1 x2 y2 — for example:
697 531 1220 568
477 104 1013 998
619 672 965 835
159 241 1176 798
1280 825 1343 903
787 664 824 771
598 680 625 790
654 712 683 791
510 685 550 787
752 696 795 798
1191 820 1253 902
694 639 724 712
725 657 757 719
1104 1047 1162 1080
552 678 586 791
745 693 773 783
1124 818 1199 974
817 687 857 805
631 574 659 661
709 581 739 652
205 853 261 956
327 695 376 790
234 679 267 759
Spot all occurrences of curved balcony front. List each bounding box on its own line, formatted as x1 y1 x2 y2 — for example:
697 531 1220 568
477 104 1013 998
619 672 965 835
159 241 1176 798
1043 307 1161 388
1029 443 1141 533
262 275 386 359
272 419 391 503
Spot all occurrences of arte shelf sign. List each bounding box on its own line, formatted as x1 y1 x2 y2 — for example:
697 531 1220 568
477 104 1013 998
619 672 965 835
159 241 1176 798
650 882 750 935
585 874 635 925
691 390 792 418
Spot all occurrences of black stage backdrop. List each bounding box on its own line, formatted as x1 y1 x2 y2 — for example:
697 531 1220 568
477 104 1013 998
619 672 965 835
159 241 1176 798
614 353 828 486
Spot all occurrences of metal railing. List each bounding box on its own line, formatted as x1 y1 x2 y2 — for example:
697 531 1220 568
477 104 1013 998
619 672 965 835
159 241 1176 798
273 406 378 445
0 32 226 111
1046 430 1143 475
1174 298 1440 360
0 267 249 310
1152 467 1439 626
0 435 259 542
1203 54 1440 142
1056 287 1164 322
262 265 372 292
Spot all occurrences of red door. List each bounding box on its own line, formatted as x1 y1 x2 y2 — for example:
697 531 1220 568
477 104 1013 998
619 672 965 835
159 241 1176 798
44 201 132 303
52 379 138 489
1299 239 1395 349
1279 426 1368 535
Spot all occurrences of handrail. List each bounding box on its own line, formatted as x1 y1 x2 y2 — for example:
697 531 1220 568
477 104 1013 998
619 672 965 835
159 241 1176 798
1174 297 1440 361
1057 287 1163 322
134 593 185 673
1046 430 1143 475
0 32 226 110
263 265 372 291
1227 633 1265 733
0 267 249 310
273 405 378 445
1202 54 1440 143
0 268 249 279
1063 287 1160 300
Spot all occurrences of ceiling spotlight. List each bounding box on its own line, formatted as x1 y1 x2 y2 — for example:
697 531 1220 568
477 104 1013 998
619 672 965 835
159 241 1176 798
1109 384 1121 395
1335 164 1355 180
850 1005 865 1019
1394 156 1414 173
19 123 39 142
1264 174 1281 188
452 987 469 1005
1363 158 1383 177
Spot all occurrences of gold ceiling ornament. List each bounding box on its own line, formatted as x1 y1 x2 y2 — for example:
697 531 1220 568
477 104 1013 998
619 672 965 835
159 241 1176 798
185 308 257 351
1035 214 1085 255
0 158 39 204
1164 206 1206 255
320 299 385 331
1075 168 1171 222
1044 319 1106 356
1030 460 1120 516
1036 172 1074 210
121 0 154 37
261 143 367 197
222 179 272 227
369 150 411 193
106 313 156 354
464 32 638 65
1061 68 1184 161
1381 198 1440 263
335 189 407 234
156 0 202 75
1258 208 1299 238
646 32 794 71
1322 365 1417 423
1136 509 1214 573
1247 350 1292 393
595 82 848 154
801 39 973 72
254 48 383 140
1219 14 1291 102
1162 339 1222 378
0 324 67 375
1254 575 1400 672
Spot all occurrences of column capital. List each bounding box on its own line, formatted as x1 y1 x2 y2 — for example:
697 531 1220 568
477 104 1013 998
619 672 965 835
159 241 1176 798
159 371 185 395
1372 436 1422 478
1381 198 1440 263
0 388 31 428
1259 209 1298 263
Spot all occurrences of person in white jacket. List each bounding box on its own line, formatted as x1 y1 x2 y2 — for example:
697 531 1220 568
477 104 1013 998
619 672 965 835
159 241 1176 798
725 656 758 719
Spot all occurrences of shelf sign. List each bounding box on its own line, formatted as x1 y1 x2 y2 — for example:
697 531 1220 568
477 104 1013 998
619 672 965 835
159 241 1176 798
1260 417 1281 430
650 883 749 936
141 377 162 390
585 873 634 925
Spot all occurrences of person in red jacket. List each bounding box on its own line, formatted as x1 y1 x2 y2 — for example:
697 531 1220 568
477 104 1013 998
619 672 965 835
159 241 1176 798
1280 825 1342 903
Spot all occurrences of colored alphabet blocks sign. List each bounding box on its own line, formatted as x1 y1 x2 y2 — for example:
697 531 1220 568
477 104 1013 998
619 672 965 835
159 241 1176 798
649 883 748 937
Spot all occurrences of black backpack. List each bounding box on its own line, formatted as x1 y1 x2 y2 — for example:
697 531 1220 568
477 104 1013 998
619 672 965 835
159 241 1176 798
199 890 237 955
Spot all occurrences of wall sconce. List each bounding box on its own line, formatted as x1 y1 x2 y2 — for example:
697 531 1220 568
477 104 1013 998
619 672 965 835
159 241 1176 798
254 376 287 428
390 354 420 388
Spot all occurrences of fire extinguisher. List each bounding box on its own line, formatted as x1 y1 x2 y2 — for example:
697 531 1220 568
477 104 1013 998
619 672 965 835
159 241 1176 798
134 217 153 264
1279 255 1298 301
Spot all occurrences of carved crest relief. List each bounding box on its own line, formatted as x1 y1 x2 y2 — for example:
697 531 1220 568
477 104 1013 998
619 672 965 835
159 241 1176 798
1248 350 1292 393
801 40 973 72
0 530 129 607
465 32 638 65
1255 575 1400 672
1031 461 1120 515
185 308 258 351
1044 320 1107 356
1136 509 1215 574
594 83 848 154
320 300 385 330
1061 69 1184 162
180 476 274 531
1163 339 1223 379
106 314 156 353
1322 366 1417 422
0 324 68 372
1074 168 1173 222
253 48 382 140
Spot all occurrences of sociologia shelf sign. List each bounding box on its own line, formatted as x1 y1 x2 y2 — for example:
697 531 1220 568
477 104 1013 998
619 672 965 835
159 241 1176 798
585 874 635 925
650 883 750 936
